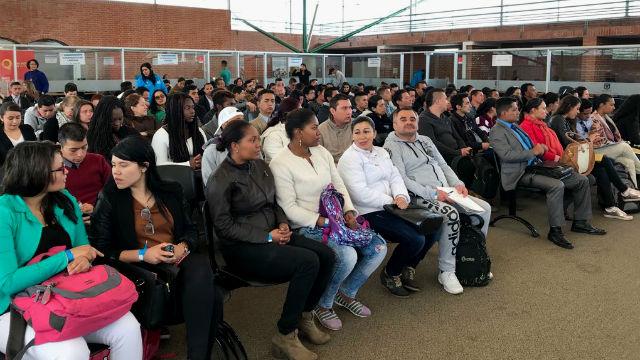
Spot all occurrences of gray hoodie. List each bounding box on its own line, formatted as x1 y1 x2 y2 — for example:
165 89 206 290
383 131 463 200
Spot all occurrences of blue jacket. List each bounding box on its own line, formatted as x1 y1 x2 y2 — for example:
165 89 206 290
0 190 88 313
135 74 167 102
24 70 49 94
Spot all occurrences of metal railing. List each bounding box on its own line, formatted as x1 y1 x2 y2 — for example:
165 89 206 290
3 43 640 96
230 0 640 36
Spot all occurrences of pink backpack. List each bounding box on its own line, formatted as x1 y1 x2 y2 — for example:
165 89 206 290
10 246 138 351
318 183 373 248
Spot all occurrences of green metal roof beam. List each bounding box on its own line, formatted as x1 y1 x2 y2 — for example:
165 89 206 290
237 18 302 53
308 0 426 53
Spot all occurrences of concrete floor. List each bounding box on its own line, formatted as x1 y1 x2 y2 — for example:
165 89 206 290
161 194 640 360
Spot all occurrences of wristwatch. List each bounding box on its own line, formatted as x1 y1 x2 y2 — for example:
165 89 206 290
138 248 147 262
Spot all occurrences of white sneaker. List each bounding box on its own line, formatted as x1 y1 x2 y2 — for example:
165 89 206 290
438 271 464 295
621 188 640 202
603 207 633 221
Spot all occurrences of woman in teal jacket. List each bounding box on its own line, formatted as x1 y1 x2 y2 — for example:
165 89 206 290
134 62 167 103
0 141 142 360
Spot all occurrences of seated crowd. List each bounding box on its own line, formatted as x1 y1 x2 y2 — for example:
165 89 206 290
3 60 640 360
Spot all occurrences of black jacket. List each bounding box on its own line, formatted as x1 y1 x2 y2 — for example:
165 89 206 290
450 111 488 151
291 69 311 85
0 125 36 166
368 112 393 134
206 157 288 248
2 95 32 113
90 179 198 261
418 110 466 162
614 112 640 146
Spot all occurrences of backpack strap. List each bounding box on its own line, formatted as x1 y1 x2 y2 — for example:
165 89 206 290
6 306 32 360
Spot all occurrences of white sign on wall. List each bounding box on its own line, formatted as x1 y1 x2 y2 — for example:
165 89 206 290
492 54 513 67
156 53 179 65
288 57 303 67
59 53 85 65
44 55 58 64
367 57 381 67
103 57 115 66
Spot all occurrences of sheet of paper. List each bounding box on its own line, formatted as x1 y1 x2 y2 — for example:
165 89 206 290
436 187 484 213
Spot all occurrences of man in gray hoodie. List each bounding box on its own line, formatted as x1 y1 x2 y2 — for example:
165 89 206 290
383 108 492 295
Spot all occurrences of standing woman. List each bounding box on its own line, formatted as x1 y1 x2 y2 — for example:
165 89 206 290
72 99 95 130
90 136 220 360
208 121 335 360
269 108 387 332
87 96 139 161
0 102 36 167
134 63 167 103
151 93 205 168
23 59 49 94
148 90 167 125
124 93 158 141
0 141 142 360
291 64 312 86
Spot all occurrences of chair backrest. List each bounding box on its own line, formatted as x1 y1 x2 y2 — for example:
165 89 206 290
156 164 196 203
202 200 225 272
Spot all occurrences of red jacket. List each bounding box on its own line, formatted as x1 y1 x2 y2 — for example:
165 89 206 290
520 115 564 162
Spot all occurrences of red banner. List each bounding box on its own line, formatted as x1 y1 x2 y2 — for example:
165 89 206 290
0 50 36 82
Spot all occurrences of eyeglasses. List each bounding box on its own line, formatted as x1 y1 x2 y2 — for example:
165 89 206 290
140 207 155 236
154 95 165 100
50 166 66 173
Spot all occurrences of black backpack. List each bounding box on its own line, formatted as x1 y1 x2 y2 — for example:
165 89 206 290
470 155 500 199
455 213 492 287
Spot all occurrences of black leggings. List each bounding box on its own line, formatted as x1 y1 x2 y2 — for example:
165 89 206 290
221 234 335 335
593 156 629 208
177 253 222 360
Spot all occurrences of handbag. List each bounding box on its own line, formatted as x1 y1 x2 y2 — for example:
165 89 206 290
561 132 594 175
105 259 181 329
318 184 374 248
383 203 444 236
526 161 573 180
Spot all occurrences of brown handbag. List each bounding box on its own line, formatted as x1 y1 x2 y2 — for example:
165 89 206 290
561 132 595 175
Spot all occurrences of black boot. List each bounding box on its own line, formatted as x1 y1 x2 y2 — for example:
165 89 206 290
547 227 574 249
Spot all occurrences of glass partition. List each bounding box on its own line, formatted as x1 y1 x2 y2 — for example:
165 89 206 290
344 54 401 87
457 49 547 93
428 53 455 88
550 47 640 96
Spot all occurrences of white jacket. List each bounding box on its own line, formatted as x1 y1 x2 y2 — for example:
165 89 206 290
261 122 288 163
270 145 355 229
338 143 409 215
151 127 207 167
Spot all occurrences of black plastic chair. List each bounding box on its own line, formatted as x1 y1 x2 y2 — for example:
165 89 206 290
490 186 540 238
156 164 197 204
202 200 284 290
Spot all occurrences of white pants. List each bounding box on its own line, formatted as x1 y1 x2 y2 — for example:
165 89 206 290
0 311 142 360
595 142 640 186
418 196 491 272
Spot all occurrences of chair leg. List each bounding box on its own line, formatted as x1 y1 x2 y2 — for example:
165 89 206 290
490 215 540 238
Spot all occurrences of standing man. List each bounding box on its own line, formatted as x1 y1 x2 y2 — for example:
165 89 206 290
219 60 232 86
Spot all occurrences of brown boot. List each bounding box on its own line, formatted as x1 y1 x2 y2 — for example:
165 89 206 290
271 329 318 360
298 312 331 345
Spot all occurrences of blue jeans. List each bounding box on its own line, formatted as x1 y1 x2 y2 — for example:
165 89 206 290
298 227 387 309
363 211 436 276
